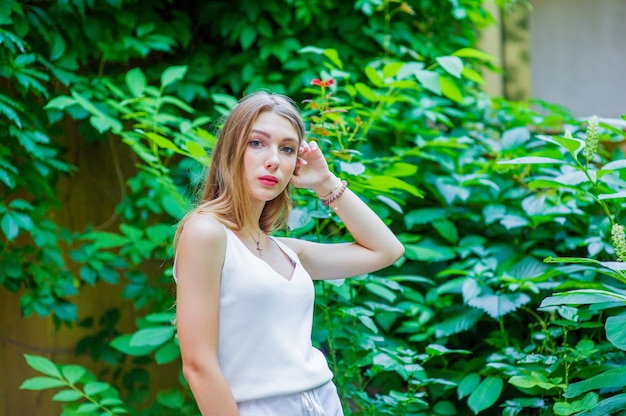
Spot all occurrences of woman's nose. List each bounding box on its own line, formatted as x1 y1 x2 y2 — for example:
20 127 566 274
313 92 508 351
265 149 279 169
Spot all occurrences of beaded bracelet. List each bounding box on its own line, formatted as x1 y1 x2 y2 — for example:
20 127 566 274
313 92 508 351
322 179 348 206
319 178 342 200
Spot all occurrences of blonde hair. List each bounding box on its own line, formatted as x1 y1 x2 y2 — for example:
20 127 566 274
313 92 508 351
175 91 305 244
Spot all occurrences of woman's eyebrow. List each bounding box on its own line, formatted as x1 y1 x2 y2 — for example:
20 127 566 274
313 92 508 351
250 129 271 138
251 129 298 143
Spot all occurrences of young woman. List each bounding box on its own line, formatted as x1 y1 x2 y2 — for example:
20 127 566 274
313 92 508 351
174 91 404 415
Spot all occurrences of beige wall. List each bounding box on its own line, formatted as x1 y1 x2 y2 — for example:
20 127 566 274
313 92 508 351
529 0 626 118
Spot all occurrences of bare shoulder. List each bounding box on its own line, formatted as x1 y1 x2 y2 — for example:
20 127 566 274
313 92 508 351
178 213 227 247
176 213 228 286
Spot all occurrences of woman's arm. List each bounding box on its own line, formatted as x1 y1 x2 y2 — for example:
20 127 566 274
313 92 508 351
175 215 239 415
286 141 405 280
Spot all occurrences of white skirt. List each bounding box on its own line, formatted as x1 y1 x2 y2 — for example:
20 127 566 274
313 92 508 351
237 381 344 416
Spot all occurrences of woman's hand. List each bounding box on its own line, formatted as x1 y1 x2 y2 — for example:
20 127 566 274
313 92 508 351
290 140 337 195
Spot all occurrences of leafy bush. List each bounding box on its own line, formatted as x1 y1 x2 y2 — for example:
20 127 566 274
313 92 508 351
12 1 626 416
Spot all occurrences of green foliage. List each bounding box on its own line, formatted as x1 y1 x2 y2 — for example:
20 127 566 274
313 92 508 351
11 1 626 416
498 118 626 415
20 354 128 415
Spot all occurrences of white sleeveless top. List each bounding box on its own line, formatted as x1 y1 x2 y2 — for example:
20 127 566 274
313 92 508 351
208 227 333 402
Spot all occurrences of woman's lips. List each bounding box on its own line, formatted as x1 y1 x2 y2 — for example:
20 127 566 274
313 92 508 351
258 176 278 186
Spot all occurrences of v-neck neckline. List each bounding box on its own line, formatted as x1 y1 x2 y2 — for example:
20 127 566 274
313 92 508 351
227 228 297 282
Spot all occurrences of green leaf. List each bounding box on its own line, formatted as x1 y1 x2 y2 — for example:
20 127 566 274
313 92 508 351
502 127 531 149
20 377 67 390
606 313 626 350
452 48 497 62
90 115 123 134
1 212 19 240
498 156 565 165
440 76 464 102
145 312 176 323
110 334 158 356
433 400 457 416
160 66 187 89
76 403 100 413
155 340 180 364
24 354 62 378
554 401 576 416
537 134 584 157
461 67 484 84
84 381 110 396
383 162 418 177
161 96 194 113
364 282 397 303
425 344 470 356
322 48 343 69
405 243 456 262
44 96 76 110
433 308 484 338
82 231 129 249
185 139 208 159
71 90 106 117
80 266 97 285
598 191 626 200
13 212 34 232
52 389 83 401
366 175 422 197
157 389 184 409
211 93 238 110
50 33 66 61
415 70 441 95
101 397 124 406
458 373 481 400
298 45 325 55
161 192 186 218
565 367 626 398
358 315 379 334
354 82 378 101
239 26 257 50
467 292 531 319
287 208 312 231
467 376 503 414
603 160 626 170
436 56 463 78
540 290 626 308
405 208 447 228
528 179 580 192
574 394 626 416
130 326 176 347
125 68 147 97
144 132 186 154
553 171 589 186
433 219 458 244
382 61 404 79
53 302 77 322
364 66 383 87
61 365 87 385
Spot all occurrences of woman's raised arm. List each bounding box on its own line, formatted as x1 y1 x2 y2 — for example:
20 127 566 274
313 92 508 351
286 141 404 280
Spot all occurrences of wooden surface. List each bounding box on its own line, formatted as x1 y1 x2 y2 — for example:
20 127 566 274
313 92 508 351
1 120 179 415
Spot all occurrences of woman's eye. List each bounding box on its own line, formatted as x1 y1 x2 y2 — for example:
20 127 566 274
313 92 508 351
249 140 263 148
281 146 296 154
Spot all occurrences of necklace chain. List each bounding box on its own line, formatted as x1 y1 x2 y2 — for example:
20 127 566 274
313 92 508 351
247 229 263 257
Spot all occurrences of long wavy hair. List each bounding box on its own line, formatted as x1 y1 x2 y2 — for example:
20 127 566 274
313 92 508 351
175 91 305 244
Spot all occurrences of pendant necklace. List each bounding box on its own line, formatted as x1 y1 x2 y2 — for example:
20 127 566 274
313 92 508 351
248 229 263 257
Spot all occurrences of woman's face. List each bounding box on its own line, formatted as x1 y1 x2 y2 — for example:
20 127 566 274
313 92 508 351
242 112 300 204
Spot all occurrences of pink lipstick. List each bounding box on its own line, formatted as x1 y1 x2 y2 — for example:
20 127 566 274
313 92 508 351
258 175 278 186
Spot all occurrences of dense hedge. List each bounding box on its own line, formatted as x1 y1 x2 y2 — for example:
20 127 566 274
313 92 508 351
4 1 626 415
